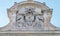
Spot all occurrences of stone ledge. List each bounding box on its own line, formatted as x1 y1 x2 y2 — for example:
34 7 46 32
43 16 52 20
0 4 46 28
0 32 60 36
0 30 60 33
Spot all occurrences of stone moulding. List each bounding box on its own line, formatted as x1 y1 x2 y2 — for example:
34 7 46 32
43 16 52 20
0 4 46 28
0 31 60 36
0 30 60 33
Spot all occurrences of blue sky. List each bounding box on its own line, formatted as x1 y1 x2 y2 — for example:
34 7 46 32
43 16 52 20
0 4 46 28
0 0 60 27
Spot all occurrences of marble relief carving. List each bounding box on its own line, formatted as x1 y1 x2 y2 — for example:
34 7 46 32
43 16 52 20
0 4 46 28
15 7 44 30
0 0 58 32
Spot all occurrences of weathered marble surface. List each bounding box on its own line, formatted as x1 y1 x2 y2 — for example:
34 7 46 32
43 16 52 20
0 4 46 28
0 0 60 36
0 1 60 36
0 31 60 36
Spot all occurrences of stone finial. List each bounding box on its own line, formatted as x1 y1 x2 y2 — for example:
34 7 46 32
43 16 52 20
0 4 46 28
42 2 46 5
27 0 33 1
14 2 17 5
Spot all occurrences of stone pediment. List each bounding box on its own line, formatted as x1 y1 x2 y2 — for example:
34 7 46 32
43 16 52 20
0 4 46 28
0 0 58 32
